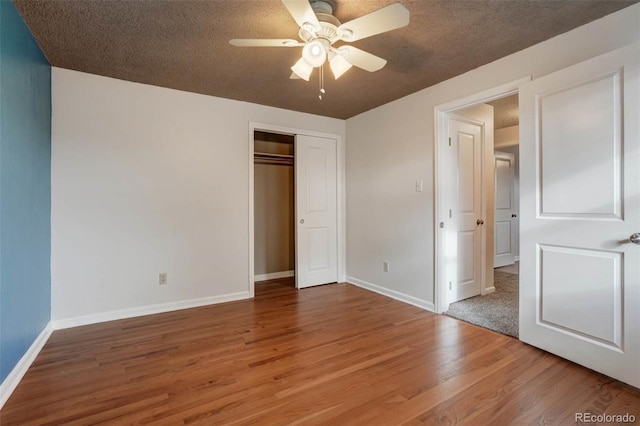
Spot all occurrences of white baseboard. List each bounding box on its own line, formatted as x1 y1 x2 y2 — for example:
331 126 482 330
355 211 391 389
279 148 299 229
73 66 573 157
255 270 294 282
52 291 252 330
0 321 53 410
482 286 496 295
514 256 520 261
347 276 435 312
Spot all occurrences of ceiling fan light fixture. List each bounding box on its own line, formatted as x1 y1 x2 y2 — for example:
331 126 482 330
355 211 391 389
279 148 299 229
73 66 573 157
291 57 313 81
302 40 327 67
330 54 352 79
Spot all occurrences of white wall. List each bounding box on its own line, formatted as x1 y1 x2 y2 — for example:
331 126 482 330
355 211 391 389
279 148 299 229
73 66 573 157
346 5 640 307
52 68 344 322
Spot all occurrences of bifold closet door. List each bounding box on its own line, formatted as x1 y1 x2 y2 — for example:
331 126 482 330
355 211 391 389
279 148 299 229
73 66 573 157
295 135 338 289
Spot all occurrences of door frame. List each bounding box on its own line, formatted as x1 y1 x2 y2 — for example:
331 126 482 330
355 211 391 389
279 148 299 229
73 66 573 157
248 122 345 297
433 76 530 314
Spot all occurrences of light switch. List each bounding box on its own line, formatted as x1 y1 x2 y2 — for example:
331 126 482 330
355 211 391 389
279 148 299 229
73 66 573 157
415 180 423 192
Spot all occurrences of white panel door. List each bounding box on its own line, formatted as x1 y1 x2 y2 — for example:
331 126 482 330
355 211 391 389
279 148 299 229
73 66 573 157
449 117 483 303
494 152 516 267
295 135 338 289
519 43 640 388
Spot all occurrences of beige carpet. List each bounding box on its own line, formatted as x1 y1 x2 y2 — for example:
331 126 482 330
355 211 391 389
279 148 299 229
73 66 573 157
445 270 519 338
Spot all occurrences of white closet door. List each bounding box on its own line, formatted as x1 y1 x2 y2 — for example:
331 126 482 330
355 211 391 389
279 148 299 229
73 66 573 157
295 135 338 289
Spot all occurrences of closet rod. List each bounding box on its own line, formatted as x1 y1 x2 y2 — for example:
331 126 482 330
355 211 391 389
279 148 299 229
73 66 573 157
255 159 293 166
254 152 294 159
255 158 292 162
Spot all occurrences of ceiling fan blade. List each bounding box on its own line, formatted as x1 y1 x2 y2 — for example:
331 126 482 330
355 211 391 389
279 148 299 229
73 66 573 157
281 0 321 31
229 39 304 47
338 46 387 72
337 3 409 42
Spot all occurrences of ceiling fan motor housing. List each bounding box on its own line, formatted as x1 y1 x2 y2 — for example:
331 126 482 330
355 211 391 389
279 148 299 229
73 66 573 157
300 0 341 44
310 0 335 15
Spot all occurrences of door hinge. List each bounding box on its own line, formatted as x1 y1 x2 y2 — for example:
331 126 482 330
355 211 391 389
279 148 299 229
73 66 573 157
448 137 452 146
449 209 452 218
449 281 452 290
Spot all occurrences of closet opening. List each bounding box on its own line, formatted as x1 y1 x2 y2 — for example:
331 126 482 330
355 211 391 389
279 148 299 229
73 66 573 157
253 130 296 289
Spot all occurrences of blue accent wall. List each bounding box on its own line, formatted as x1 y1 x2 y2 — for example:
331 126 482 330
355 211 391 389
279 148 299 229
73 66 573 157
0 1 51 383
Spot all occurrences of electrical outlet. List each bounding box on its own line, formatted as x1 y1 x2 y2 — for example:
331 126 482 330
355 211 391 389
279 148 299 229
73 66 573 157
383 261 390 272
159 273 168 285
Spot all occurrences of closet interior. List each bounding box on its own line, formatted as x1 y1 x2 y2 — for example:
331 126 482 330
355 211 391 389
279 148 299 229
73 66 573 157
254 131 295 284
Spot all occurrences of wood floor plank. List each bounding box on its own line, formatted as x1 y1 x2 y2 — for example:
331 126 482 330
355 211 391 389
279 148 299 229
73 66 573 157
1 279 638 425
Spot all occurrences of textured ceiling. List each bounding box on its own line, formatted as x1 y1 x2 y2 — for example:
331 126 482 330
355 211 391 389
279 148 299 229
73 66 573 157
487 94 519 129
14 0 638 119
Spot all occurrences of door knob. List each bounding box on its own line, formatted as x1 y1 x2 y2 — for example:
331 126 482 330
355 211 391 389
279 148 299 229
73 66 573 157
511 213 517 218
630 233 640 245
476 219 484 225
300 219 304 224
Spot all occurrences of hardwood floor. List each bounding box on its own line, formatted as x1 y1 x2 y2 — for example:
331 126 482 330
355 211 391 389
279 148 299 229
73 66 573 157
2 278 638 425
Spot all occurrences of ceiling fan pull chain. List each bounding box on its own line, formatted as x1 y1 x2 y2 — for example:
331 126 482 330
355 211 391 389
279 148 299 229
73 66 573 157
318 65 321 100
319 64 326 100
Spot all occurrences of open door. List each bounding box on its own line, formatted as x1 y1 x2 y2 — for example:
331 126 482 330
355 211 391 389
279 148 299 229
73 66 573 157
445 103 494 304
519 42 640 387
448 116 484 302
295 134 338 289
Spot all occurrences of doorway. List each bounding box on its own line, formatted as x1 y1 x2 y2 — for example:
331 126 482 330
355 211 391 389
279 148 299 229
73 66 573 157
444 95 520 337
434 78 529 337
248 123 345 297
253 131 296 288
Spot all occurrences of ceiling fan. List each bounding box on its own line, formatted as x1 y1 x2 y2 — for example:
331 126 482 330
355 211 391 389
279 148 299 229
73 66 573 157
229 0 410 81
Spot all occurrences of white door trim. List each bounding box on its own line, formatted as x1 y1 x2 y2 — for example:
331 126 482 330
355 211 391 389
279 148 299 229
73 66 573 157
433 77 531 314
248 122 345 297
